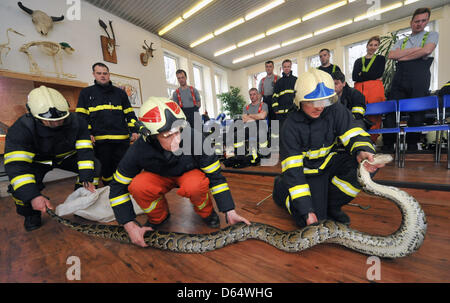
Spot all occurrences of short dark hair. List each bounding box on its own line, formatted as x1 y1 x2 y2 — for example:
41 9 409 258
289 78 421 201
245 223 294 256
176 69 187 77
92 62 109 72
248 87 259 94
412 7 431 20
331 71 345 83
319 48 330 54
282 59 292 66
265 60 274 66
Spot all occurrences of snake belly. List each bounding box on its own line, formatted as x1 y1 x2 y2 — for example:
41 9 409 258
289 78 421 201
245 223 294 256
46 154 427 258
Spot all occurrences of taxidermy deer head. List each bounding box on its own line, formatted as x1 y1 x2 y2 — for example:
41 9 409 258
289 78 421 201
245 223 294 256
18 1 64 36
140 40 155 66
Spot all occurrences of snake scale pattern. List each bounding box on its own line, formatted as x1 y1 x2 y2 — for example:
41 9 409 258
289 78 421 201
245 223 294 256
47 154 427 258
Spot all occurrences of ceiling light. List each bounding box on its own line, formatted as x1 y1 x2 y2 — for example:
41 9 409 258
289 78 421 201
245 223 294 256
214 18 245 36
190 33 215 48
314 19 353 35
237 33 266 47
266 18 301 36
354 2 403 22
255 44 281 56
281 33 313 47
214 45 237 56
302 1 347 21
245 0 285 21
158 17 184 36
232 54 255 64
404 0 420 5
182 0 215 19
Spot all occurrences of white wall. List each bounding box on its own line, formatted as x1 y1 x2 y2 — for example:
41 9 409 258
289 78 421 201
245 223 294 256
229 4 450 93
0 0 167 104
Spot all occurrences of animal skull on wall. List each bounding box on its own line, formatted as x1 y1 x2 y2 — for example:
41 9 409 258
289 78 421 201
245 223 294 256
140 40 155 66
18 1 64 36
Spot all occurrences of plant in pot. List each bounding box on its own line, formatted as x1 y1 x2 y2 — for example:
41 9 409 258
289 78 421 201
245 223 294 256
217 86 247 119
376 30 399 99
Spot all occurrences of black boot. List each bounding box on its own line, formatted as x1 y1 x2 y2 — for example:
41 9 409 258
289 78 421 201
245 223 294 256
24 213 42 232
144 213 171 229
202 210 220 228
328 207 350 225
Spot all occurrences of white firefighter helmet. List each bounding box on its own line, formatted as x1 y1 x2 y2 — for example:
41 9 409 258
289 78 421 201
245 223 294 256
27 86 70 121
138 97 186 135
293 69 337 108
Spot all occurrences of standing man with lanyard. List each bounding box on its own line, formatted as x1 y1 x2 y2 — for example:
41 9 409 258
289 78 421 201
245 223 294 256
172 69 201 128
383 7 438 152
258 61 278 126
317 48 342 76
76 62 140 186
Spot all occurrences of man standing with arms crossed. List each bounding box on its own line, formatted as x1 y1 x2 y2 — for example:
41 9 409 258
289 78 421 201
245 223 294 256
172 69 202 129
258 61 278 127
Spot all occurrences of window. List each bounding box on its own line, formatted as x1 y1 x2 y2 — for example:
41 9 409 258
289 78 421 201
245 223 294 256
164 52 179 98
214 73 223 116
250 71 266 91
193 64 205 112
306 52 334 71
345 41 367 86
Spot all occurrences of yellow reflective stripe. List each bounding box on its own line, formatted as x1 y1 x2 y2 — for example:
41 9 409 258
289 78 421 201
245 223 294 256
272 102 279 107
102 175 113 182
12 196 24 206
201 160 220 174
289 184 311 200
75 107 89 115
350 141 376 153
77 160 94 170
259 141 268 148
88 124 92 130
93 177 99 185
211 183 230 195
94 135 130 140
113 170 132 185
234 141 244 148
143 196 163 213
319 152 337 170
271 133 279 138
276 109 289 114
339 127 368 146
11 174 36 191
331 176 360 198
4 151 35 164
88 104 123 112
75 140 93 149
127 122 135 127
281 155 303 172
304 168 318 174
285 196 292 215
278 89 295 96
303 152 336 174
110 193 131 207
304 142 335 160
34 160 52 165
123 107 134 114
352 107 365 115
56 150 76 158
197 193 209 210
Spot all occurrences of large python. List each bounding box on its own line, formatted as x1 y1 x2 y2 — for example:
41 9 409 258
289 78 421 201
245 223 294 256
46 154 427 258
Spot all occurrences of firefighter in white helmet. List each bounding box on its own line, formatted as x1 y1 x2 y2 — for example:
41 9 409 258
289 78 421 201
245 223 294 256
4 86 100 231
272 69 384 227
108 97 250 247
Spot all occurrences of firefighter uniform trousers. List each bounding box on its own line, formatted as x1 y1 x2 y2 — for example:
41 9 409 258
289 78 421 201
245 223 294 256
383 57 434 147
273 152 360 222
10 155 101 217
128 169 213 224
94 141 129 185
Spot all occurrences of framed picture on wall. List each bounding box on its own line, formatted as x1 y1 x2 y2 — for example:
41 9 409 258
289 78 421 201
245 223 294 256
110 73 143 107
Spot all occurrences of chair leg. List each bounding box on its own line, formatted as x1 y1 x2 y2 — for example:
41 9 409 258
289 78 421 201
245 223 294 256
447 130 450 169
401 132 407 168
435 130 441 163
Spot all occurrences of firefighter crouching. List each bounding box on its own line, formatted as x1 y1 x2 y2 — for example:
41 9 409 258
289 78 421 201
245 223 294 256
108 97 250 247
4 86 100 231
272 69 385 228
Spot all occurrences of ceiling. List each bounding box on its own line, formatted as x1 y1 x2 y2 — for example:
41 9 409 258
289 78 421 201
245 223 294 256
85 0 449 70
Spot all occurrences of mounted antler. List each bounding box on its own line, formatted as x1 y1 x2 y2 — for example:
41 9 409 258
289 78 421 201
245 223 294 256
140 40 156 66
17 2 64 36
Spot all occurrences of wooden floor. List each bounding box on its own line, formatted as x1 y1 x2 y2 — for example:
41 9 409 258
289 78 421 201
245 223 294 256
0 153 449 283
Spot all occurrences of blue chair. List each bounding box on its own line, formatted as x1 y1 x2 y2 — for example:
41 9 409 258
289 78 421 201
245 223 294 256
365 100 401 165
442 95 450 169
398 96 450 168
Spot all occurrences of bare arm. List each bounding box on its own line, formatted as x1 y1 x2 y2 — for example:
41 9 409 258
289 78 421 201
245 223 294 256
246 110 267 121
388 43 436 61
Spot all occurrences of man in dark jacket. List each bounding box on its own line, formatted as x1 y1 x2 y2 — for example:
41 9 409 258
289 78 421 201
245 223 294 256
108 97 250 247
76 62 139 185
5 86 99 231
332 71 369 130
272 70 383 228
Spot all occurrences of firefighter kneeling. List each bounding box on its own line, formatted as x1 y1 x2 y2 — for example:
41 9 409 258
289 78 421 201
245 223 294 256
108 97 250 247
272 69 385 228
5 86 100 232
